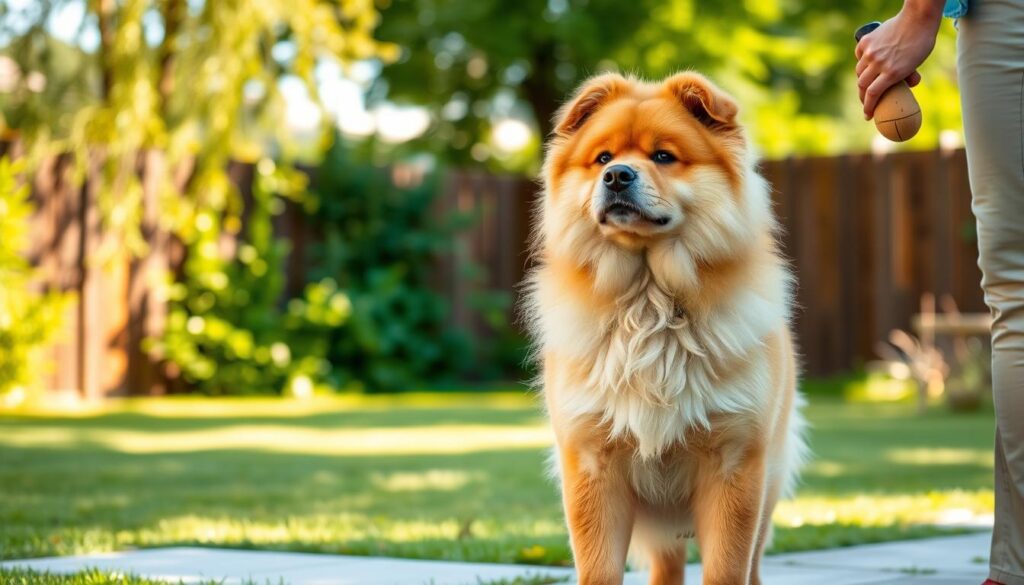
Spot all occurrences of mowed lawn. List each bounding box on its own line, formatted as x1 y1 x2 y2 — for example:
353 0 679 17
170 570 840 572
0 390 995 568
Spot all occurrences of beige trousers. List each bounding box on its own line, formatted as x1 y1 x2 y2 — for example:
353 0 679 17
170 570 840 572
958 1 1024 583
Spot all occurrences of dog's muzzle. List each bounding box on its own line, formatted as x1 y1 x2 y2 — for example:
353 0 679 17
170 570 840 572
597 189 671 227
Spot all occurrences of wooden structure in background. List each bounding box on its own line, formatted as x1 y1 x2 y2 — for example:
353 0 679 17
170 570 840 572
22 150 182 398
761 148 986 375
446 148 985 377
23 147 986 395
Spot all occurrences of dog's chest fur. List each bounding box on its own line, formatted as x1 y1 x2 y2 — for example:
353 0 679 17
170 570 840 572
536 266 788 458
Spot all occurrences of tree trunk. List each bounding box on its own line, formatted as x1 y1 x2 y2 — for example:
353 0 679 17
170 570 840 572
157 0 186 107
93 0 116 100
522 44 561 139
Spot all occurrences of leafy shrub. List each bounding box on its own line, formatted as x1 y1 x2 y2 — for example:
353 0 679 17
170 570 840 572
304 139 480 391
155 138 523 395
0 157 70 398
151 162 350 396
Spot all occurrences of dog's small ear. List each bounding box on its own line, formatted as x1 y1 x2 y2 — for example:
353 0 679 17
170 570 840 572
664 72 738 131
554 73 628 138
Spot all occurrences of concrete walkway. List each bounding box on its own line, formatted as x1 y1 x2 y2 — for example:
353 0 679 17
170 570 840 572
1 532 992 584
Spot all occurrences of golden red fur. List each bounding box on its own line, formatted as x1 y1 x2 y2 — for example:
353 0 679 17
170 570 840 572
524 72 806 585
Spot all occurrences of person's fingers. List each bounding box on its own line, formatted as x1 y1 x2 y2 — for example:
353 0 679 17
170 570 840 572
906 71 922 87
857 63 880 91
855 37 869 60
855 56 870 77
864 72 897 119
857 64 880 106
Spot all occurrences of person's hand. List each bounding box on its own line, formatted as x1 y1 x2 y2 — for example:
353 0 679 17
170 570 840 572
855 2 943 119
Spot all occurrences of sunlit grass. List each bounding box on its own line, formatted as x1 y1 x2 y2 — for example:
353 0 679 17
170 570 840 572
2 423 554 455
0 567 231 585
774 491 993 527
0 390 995 566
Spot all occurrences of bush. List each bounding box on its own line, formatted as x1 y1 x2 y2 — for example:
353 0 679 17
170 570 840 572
304 139 479 391
151 162 349 396
0 157 70 399
154 137 523 395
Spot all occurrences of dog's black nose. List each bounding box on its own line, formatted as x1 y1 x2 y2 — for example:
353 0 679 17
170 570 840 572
602 165 636 192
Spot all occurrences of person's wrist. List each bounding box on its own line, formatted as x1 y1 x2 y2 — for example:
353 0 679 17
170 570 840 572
901 0 945 26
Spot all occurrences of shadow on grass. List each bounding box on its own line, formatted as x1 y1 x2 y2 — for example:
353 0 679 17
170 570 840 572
0 406 546 433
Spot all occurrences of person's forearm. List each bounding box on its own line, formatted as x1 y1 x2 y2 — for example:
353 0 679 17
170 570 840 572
855 0 944 117
902 0 945 24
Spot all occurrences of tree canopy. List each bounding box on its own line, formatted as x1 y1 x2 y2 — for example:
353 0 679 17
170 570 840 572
374 0 962 166
1 0 395 249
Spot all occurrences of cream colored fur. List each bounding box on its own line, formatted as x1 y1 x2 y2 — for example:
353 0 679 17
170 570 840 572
525 73 809 585
527 160 805 463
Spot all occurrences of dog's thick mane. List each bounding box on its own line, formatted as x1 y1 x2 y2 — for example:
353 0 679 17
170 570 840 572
525 163 793 458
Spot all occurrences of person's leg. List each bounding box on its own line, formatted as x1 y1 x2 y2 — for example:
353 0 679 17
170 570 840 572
958 1 1024 583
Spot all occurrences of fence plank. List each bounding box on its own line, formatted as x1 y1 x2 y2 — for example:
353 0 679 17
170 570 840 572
78 155 104 398
127 149 170 395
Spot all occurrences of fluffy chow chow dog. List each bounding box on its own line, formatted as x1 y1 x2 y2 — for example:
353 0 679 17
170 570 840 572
523 72 807 585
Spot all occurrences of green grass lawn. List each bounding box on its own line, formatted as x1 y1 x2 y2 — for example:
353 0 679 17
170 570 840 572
0 567 568 585
0 390 995 570
0 567 223 585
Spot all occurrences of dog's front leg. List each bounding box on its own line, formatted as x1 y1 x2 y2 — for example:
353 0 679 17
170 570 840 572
693 447 766 585
559 442 634 585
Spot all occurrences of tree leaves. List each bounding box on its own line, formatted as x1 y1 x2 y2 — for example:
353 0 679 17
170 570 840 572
1 0 395 251
373 0 962 163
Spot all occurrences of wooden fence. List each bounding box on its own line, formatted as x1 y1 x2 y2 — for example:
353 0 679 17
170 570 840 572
444 148 985 378
24 147 985 395
763 149 985 373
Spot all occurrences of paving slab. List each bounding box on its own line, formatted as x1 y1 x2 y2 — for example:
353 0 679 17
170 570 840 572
765 531 991 577
261 556 572 585
623 563 921 585
861 580 981 585
0 548 574 585
0 547 351 583
0 532 992 584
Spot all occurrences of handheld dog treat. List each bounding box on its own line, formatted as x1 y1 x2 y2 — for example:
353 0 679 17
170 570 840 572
855 21 922 142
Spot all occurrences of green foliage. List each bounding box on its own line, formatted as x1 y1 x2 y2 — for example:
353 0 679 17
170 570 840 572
1 0 450 397
151 140 516 395
3 0 524 396
374 0 963 163
150 163 349 396
1 0 395 251
0 157 69 397
304 138 480 391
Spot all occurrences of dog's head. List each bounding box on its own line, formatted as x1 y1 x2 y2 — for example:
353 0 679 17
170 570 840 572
541 73 771 294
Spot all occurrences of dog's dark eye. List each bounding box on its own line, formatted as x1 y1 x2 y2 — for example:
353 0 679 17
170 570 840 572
595 151 613 165
652 150 677 164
